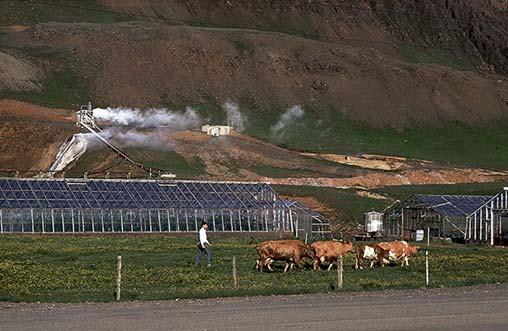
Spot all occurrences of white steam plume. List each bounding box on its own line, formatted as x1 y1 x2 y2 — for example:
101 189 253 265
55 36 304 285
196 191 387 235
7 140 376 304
93 106 202 129
49 128 173 173
222 101 247 132
50 134 90 173
104 128 172 150
270 105 305 139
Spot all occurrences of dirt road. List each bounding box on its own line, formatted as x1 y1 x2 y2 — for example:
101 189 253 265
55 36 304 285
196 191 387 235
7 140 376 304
1 284 507 330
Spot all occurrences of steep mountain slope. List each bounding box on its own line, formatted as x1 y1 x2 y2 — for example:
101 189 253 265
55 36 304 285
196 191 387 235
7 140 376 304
0 0 507 172
8 21 507 128
99 0 508 74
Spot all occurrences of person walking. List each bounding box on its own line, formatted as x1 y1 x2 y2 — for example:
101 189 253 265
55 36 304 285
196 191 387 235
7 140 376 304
195 221 212 267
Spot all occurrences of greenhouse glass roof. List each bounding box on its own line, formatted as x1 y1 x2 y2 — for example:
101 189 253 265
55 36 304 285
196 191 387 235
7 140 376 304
414 194 492 217
0 178 286 210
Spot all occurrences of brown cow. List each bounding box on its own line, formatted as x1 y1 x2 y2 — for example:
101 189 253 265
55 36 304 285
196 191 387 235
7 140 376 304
376 240 419 267
311 240 354 271
255 240 315 273
355 243 384 269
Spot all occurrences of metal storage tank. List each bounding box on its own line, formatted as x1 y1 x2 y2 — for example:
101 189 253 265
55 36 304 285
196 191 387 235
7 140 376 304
364 210 384 234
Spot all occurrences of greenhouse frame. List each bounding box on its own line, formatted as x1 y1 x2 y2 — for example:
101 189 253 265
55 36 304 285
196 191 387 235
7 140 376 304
384 189 508 245
0 178 304 235
284 200 332 239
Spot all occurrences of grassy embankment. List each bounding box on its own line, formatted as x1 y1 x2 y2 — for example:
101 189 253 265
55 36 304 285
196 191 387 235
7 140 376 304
273 182 507 220
0 235 507 303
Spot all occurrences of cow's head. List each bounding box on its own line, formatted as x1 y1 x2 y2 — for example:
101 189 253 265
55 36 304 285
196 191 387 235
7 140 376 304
407 245 419 256
340 241 354 254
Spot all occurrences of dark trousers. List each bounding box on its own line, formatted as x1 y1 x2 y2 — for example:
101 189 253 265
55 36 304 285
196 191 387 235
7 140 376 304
195 244 212 265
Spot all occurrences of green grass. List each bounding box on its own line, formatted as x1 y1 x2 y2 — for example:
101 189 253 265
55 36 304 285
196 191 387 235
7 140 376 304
273 185 386 219
129 149 207 179
0 235 506 303
399 45 474 71
243 108 508 170
374 182 507 201
250 164 325 178
144 98 508 170
1 60 89 108
69 149 207 179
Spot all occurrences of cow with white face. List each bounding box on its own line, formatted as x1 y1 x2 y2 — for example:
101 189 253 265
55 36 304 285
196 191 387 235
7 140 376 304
355 240 420 269
377 240 420 267
355 243 382 269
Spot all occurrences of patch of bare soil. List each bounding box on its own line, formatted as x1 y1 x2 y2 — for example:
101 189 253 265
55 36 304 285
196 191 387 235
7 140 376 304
264 167 508 190
4 25 30 32
0 99 73 122
303 153 410 171
0 51 41 91
0 122 74 171
356 190 390 200
0 100 76 171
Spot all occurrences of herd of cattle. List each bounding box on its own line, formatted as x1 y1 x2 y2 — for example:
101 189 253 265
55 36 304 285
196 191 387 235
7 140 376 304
255 239 420 272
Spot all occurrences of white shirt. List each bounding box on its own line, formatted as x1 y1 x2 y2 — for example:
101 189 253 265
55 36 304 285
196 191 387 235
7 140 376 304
199 227 209 246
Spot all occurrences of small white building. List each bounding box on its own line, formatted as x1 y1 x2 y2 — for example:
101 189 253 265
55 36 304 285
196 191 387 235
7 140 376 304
201 125 232 137
364 210 384 234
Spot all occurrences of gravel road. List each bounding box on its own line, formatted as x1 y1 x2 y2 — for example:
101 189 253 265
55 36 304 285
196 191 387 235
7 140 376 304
1 284 507 330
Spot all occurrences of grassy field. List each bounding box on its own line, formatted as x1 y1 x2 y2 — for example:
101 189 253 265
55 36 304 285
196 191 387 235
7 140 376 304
0 235 506 303
161 98 508 170
399 45 474 71
130 98 508 170
3 65 88 109
69 149 207 179
243 107 508 170
273 185 385 219
374 182 507 201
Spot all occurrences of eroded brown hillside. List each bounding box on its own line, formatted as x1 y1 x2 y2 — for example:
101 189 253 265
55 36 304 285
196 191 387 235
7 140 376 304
100 0 508 74
12 21 506 129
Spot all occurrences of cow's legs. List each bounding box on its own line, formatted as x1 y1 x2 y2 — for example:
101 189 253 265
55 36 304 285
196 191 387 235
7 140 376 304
369 259 376 268
262 258 273 272
265 259 273 271
355 257 363 270
283 263 290 273
327 261 334 271
313 258 320 271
